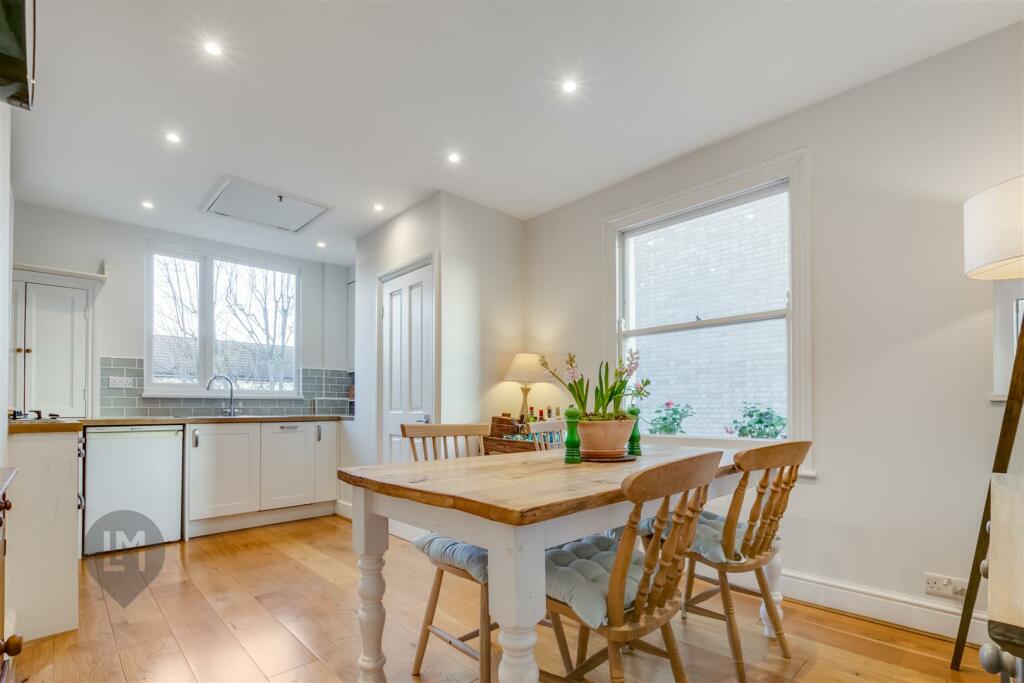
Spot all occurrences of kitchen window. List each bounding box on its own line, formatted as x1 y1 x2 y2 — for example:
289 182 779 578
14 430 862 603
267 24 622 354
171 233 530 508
611 154 810 448
145 250 301 396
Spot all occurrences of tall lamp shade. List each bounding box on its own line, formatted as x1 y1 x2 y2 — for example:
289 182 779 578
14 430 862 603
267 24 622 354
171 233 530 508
964 176 1024 280
504 352 549 419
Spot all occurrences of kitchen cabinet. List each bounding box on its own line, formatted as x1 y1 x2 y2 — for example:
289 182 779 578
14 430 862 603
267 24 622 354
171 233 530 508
10 282 88 417
188 423 260 520
314 421 339 503
260 422 316 510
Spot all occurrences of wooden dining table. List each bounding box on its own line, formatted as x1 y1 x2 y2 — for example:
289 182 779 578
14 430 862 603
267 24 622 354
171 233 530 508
338 443 786 683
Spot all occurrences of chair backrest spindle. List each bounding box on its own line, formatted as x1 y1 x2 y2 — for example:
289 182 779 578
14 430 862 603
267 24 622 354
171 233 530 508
525 419 566 451
400 423 491 461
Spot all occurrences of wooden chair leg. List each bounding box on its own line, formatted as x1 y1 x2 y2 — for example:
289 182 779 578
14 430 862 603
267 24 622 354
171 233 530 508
413 567 444 675
660 623 688 683
718 570 747 683
576 625 590 668
479 582 491 683
682 556 697 620
754 567 790 658
548 611 574 674
607 642 625 683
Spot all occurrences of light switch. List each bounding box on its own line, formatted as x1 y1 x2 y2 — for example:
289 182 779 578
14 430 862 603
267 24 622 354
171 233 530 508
108 376 134 389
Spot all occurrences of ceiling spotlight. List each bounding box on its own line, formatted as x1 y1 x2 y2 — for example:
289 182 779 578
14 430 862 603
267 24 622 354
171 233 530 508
447 152 461 164
561 79 578 94
373 203 384 212
165 131 181 144
203 41 223 56
141 201 155 209
316 241 326 248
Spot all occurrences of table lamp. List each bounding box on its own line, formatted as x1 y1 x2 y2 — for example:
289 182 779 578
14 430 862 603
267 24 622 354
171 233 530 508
504 352 549 419
951 175 1023 670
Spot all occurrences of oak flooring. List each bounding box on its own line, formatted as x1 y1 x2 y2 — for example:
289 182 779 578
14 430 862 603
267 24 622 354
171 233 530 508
14 516 993 682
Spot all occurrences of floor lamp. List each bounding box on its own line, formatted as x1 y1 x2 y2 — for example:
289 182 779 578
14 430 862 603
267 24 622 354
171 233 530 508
951 176 1024 670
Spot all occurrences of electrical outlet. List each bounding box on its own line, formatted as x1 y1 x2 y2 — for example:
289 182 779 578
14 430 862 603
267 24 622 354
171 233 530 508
108 376 133 389
925 572 968 601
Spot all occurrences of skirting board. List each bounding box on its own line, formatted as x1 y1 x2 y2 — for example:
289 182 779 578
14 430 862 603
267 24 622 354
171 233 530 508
334 497 987 644
188 501 337 538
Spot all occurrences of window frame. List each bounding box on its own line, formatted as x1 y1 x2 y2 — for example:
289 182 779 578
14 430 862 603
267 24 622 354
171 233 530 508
144 246 303 399
605 150 813 474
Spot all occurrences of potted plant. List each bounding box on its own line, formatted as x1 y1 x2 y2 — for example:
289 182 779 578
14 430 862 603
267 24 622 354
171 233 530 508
539 351 648 459
647 400 695 435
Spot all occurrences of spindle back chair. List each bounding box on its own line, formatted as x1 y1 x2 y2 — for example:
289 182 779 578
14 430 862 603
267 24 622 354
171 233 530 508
548 450 723 683
526 419 566 451
400 423 490 461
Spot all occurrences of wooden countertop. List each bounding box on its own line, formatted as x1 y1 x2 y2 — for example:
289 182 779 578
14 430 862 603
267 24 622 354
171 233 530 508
9 414 349 434
988 473 1024 658
338 443 732 526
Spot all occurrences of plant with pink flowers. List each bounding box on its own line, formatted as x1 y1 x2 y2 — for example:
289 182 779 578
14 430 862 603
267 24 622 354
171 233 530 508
539 350 650 420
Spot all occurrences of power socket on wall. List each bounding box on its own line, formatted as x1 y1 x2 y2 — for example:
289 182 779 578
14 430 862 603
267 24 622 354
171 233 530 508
925 572 968 601
108 376 133 389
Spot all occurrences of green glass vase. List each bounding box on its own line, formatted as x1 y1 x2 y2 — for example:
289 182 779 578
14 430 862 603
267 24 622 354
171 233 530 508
563 406 581 464
627 406 642 456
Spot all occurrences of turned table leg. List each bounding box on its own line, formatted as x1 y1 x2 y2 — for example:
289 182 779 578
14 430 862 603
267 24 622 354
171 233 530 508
353 488 389 682
488 525 546 683
759 551 784 639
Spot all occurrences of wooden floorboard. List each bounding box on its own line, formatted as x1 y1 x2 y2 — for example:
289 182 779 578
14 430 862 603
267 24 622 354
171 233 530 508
14 516 993 682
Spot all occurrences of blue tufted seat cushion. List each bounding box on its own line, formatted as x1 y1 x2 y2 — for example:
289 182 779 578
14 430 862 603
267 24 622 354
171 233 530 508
626 510 780 564
412 534 489 583
544 534 646 629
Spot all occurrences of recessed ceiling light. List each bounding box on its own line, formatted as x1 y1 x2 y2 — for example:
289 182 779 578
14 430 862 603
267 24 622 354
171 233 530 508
447 152 461 164
203 41 223 56
561 79 578 94
165 131 181 144
373 203 384 212
316 241 326 248
141 201 154 209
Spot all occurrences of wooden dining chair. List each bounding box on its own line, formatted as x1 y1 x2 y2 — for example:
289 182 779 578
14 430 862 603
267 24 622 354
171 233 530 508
526 419 566 450
546 450 723 683
680 441 811 683
400 422 497 682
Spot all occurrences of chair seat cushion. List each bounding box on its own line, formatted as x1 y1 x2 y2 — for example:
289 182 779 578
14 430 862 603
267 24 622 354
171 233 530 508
545 534 645 629
634 510 780 564
412 534 489 583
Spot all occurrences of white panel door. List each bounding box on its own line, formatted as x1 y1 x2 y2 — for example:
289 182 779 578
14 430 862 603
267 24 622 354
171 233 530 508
380 264 434 467
9 280 24 411
188 423 261 520
314 420 340 503
24 283 87 417
260 422 316 510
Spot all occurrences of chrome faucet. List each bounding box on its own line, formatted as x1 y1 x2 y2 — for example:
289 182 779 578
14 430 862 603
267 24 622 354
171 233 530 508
206 375 239 416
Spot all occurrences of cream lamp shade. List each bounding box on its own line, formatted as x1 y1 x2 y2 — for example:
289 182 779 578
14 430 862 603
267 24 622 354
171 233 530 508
504 352 549 419
964 176 1024 280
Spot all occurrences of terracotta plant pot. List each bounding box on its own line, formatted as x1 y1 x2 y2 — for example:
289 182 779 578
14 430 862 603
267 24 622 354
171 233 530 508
577 417 637 459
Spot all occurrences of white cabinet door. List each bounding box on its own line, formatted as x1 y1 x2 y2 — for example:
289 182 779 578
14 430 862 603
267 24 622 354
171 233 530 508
188 423 261 520
260 422 316 510
314 421 339 503
10 280 24 411
24 283 88 417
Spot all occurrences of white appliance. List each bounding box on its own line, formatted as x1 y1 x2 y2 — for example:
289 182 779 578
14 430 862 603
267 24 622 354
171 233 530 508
84 425 184 554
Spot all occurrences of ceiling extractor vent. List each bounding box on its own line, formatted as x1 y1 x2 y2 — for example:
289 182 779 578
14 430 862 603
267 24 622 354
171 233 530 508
204 177 330 232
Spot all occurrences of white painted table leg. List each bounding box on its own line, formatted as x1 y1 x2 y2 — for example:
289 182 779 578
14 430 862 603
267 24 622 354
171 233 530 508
353 488 389 682
487 524 547 683
759 552 784 638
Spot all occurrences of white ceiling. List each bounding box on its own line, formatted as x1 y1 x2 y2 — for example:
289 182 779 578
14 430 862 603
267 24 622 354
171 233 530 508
13 2 1022 265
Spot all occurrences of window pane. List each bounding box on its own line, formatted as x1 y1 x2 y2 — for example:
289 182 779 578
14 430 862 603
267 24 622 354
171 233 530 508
151 254 201 385
626 318 788 439
624 190 790 330
213 260 297 392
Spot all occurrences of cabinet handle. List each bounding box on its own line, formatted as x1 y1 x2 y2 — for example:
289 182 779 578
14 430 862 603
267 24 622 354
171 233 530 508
192 429 199 448
13 347 21 353
279 424 299 431
2 634 22 657
316 424 322 441
0 497 11 512
24 348 31 354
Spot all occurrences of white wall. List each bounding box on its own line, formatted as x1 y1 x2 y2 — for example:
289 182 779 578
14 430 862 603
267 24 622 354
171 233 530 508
0 106 11 464
341 191 525 504
525 23 1024 639
12 201 351 371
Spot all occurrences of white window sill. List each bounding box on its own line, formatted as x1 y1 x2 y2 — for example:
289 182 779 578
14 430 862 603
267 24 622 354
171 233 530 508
640 434 818 479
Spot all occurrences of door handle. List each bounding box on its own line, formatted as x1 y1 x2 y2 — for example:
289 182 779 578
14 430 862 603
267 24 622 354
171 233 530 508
316 424 322 441
77 493 84 511
415 414 431 424
192 429 199 448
